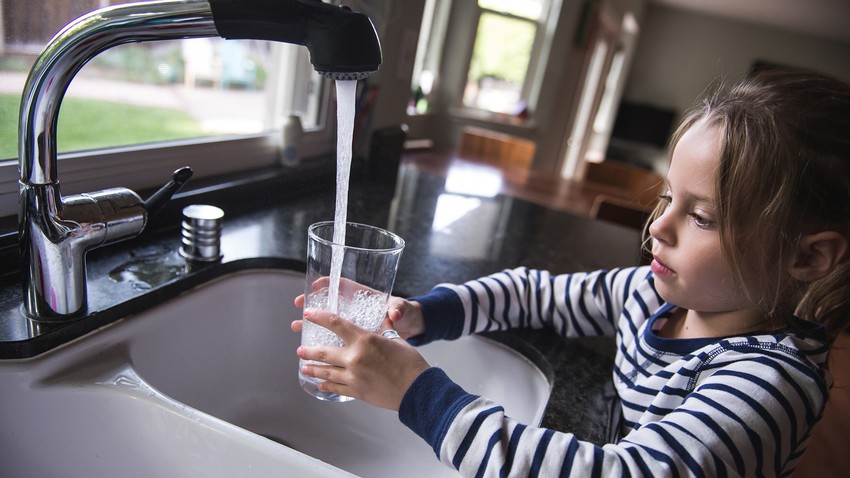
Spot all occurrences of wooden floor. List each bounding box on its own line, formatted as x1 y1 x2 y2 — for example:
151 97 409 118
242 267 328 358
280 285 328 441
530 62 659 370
403 148 849 477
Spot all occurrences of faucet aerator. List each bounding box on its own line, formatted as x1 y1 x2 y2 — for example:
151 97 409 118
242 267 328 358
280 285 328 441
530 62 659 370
317 70 378 81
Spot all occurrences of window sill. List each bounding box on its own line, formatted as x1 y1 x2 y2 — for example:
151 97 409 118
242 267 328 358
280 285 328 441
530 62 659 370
448 107 537 135
1 133 282 215
0 122 335 219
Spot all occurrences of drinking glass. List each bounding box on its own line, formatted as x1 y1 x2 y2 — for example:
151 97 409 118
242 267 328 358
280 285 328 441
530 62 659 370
298 221 405 402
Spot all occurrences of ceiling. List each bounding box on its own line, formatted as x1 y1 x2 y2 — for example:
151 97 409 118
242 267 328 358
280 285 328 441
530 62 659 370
649 0 850 44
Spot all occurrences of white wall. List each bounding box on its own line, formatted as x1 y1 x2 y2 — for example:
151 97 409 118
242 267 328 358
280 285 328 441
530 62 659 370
362 0 427 132
624 3 850 117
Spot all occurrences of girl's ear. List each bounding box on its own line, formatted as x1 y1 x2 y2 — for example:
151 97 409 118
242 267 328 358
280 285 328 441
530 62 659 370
788 231 848 282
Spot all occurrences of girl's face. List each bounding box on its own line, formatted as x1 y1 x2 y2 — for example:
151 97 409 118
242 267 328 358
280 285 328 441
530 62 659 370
649 121 753 316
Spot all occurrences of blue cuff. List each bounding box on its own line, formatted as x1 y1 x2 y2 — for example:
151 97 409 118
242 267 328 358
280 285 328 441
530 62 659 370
398 367 478 456
406 286 466 345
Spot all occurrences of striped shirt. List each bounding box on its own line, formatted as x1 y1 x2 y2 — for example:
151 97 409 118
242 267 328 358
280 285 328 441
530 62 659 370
399 266 833 477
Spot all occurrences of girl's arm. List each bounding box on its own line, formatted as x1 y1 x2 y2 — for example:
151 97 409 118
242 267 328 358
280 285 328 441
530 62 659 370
296 290 827 476
401 354 827 478
407 266 648 344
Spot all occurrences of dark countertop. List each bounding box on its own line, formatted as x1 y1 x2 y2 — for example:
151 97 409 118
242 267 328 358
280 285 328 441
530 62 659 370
0 157 644 445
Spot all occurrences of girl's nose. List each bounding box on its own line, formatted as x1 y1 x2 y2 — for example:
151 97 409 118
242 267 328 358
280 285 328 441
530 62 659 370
649 210 674 246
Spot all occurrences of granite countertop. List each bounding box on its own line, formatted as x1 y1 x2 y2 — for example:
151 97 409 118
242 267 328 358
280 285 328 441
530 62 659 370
0 157 644 444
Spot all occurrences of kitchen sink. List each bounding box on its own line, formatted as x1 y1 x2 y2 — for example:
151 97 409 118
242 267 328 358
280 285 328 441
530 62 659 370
1 267 550 477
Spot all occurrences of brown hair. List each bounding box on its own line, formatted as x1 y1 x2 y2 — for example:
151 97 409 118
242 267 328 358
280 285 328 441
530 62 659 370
647 68 850 345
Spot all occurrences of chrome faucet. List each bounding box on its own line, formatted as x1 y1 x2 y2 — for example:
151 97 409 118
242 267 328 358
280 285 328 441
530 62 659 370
18 0 382 320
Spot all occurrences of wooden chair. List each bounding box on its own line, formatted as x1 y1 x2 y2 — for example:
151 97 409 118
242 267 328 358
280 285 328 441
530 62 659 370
793 330 850 477
584 160 663 231
590 195 653 231
583 160 664 209
457 127 535 170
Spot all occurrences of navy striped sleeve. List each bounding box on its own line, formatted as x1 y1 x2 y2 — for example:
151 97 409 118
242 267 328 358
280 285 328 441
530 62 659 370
407 286 467 345
399 367 479 456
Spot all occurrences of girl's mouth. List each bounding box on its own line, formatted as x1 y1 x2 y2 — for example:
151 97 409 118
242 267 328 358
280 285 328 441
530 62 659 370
651 256 675 277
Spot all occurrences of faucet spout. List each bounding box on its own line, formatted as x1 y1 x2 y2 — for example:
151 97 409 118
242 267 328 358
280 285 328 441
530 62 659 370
18 0 381 320
209 0 382 80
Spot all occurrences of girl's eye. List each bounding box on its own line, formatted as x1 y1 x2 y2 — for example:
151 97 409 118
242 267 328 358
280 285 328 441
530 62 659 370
689 212 715 229
657 194 715 229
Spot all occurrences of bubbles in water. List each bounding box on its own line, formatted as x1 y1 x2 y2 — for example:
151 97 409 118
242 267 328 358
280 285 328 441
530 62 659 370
302 288 386 353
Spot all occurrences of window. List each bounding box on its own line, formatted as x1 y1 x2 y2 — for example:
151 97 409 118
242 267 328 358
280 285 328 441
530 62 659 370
462 0 552 116
0 0 333 217
408 0 450 115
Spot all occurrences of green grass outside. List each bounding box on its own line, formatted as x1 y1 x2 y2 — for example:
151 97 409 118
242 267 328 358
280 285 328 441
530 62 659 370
1 94 206 160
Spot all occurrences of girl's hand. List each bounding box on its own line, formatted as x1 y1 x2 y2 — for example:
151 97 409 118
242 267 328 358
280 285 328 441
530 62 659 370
385 296 425 339
294 278 426 340
292 308 430 411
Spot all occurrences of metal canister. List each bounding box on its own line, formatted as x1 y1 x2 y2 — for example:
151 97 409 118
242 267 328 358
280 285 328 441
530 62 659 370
179 204 224 262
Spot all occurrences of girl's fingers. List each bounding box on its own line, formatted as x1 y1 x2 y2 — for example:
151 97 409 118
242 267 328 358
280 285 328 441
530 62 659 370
387 304 401 323
296 306 430 410
377 316 395 335
302 307 361 344
385 297 425 339
310 277 379 297
318 380 355 398
311 277 330 292
299 349 360 399
300 360 345 383
294 294 305 308
297 344 345 368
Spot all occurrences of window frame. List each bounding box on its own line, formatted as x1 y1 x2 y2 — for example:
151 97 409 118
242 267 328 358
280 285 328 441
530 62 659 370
407 0 451 116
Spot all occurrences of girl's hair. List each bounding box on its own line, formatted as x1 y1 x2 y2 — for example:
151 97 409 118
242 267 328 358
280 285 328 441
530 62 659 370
647 67 850 345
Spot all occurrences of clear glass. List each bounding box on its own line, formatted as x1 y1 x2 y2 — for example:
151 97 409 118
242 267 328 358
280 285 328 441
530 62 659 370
299 221 405 402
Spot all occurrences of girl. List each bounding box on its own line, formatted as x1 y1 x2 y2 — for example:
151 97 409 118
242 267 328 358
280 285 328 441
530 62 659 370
294 68 850 476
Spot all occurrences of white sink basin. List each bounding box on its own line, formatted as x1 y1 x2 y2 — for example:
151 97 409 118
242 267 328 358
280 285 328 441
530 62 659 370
0 268 550 477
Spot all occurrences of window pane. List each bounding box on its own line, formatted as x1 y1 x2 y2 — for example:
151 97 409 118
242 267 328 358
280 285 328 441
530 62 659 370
0 0 320 159
60 39 270 149
463 13 536 115
478 0 545 20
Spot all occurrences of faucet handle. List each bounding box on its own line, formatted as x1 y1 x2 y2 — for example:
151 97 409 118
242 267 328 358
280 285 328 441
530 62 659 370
144 166 194 217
